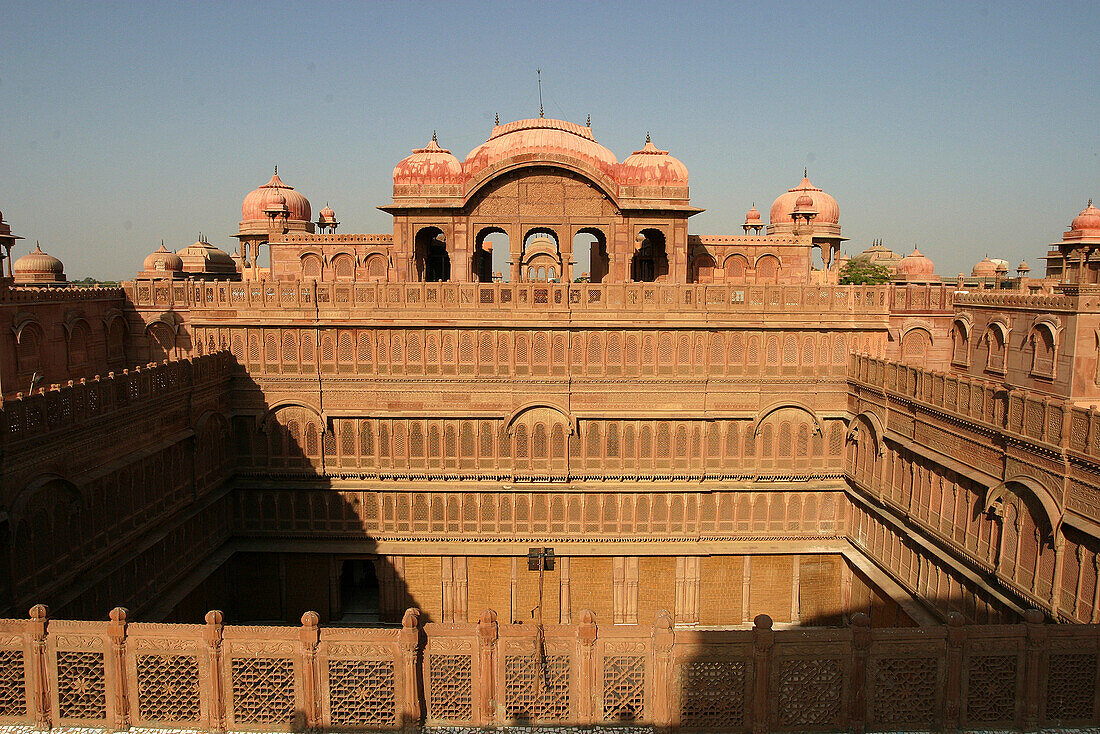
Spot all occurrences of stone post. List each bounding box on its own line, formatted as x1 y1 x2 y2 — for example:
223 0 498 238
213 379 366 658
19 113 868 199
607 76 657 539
203 610 226 733
399 608 421 731
849 612 871 734
1023 608 1046 730
651 610 675 728
476 609 498 726
944 612 965 731
107 607 130 731
576 609 598 725
27 604 50 730
751 614 773 734
299 611 321 730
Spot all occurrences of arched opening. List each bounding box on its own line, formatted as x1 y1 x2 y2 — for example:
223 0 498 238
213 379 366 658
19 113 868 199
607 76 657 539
951 320 970 366
16 323 43 379
339 558 380 622
414 226 450 282
147 322 174 362
984 324 1007 374
301 253 322 279
474 227 507 283
105 317 126 369
522 228 562 282
67 320 90 368
332 253 355 281
573 228 608 283
724 254 749 282
1030 323 1056 377
755 254 781 283
900 328 932 365
632 229 668 282
691 253 717 283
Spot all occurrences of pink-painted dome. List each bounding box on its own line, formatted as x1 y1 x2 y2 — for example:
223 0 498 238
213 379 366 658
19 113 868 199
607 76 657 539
897 247 934 277
744 205 762 225
1071 200 1100 233
241 170 311 223
770 174 840 225
318 204 337 223
13 243 65 283
143 244 183 273
618 134 688 186
464 118 619 181
971 256 997 278
393 134 464 185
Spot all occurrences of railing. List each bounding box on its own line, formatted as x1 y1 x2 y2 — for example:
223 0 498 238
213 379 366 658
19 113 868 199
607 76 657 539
128 279 930 317
0 352 233 443
1 606 1096 732
848 353 1100 456
0 284 125 303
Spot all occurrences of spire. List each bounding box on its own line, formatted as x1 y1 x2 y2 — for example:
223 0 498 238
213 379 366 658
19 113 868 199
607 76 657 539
274 165 278 176
494 112 499 125
537 68 544 118
646 131 651 143
432 130 437 142
804 167 808 178
586 114 591 127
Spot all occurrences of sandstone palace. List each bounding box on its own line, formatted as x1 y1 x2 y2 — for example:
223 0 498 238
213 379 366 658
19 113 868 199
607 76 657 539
0 117 1098 732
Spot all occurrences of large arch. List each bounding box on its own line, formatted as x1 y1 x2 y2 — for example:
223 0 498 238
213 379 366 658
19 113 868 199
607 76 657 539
463 158 622 211
984 476 1062 538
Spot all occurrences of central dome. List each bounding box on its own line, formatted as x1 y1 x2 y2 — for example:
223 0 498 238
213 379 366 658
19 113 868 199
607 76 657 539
770 175 840 225
241 170 312 223
464 118 619 181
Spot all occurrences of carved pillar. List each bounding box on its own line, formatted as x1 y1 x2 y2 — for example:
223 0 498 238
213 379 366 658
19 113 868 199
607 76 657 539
1050 534 1065 610
441 556 454 622
1092 555 1100 624
475 609 498 726
625 556 639 624
751 614 773 734
651 610 674 727
27 604 50 730
613 557 625 624
107 607 130 731
203 610 226 733
560 556 571 624
674 557 686 624
849 612 871 734
454 557 468 623
576 609 598 725
1022 608 1046 730
943 612 965 731
399 608 421 730
299 611 321 729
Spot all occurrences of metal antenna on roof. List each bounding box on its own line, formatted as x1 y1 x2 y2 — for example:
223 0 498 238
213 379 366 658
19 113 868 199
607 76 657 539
537 68 544 118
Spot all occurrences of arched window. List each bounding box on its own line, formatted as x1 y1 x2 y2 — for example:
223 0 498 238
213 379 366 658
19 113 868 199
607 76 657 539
951 320 970 366
301 253 322 279
900 328 932 365
333 254 355 281
755 255 780 283
67 321 90 368
16 323 44 377
1030 324 1056 377
984 324 1007 374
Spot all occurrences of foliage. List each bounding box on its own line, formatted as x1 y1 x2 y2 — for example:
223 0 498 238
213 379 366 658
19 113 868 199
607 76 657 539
838 257 893 285
71 277 121 287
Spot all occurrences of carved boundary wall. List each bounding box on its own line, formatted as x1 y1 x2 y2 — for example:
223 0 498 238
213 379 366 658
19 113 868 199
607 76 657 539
0 606 1096 733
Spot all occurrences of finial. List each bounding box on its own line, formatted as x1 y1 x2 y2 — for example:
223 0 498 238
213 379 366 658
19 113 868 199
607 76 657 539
586 114 591 127
646 131 651 143
274 165 278 175
537 68 544 118
804 167 808 178
1090 198 1094 207
432 130 437 142
495 112 499 125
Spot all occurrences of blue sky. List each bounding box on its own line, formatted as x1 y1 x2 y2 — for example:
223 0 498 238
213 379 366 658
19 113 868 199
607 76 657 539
1 1 1097 280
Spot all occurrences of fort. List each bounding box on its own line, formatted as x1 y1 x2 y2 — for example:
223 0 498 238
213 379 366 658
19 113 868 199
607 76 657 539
0 117 1098 731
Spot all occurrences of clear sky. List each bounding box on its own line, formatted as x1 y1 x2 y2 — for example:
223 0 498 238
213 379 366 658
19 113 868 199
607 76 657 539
1 1 1097 280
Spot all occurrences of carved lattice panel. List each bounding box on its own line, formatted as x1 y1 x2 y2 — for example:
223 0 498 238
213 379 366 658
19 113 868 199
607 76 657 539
777 658 842 727
1045 653 1097 722
872 657 937 726
135 653 200 723
679 659 746 729
0 650 26 717
230 657 295 724
428 654 472 722
327 659 396 727
603 655 645 722
965 654 1017 724
56 651 107 720
504 654 570 722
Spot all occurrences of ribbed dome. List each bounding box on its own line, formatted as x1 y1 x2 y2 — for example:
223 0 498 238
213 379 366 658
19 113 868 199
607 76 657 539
464 118 619 181
618 135 688 186
241 170 311 222
393 135 464 185
318 204 337 223
143 244 184 272
13 243 65 283
1071 200 1100 233
745 205 762 223
770 175 839 224
897 247 934 277
971 256 998 278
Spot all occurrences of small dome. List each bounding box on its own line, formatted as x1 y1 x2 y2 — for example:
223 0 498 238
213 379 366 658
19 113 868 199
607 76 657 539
994 260 1009 274
1017 260 1031 272
744 205 762 224
770 174 839 224
318 204 337 223
13 243 65 284
143 243 184 273
177 239 235 276
1071 200 1100 233
971 256 998 278
393 134 464 186
897 247 935 278
241 170 312 222
793 193 816 213
618 134 689 186
860 240 902 266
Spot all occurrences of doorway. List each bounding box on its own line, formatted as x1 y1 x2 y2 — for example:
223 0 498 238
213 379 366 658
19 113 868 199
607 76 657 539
339 559 380 623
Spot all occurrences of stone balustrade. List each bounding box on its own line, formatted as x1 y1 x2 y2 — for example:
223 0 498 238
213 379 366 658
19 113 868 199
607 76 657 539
0 605 1095 732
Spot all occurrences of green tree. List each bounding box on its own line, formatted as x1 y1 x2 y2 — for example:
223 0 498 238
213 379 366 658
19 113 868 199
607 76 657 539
838 256 893 285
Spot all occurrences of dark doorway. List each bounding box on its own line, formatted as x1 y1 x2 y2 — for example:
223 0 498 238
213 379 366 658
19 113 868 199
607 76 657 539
340 559 380 623
414 227 451 282
631 229 668 282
